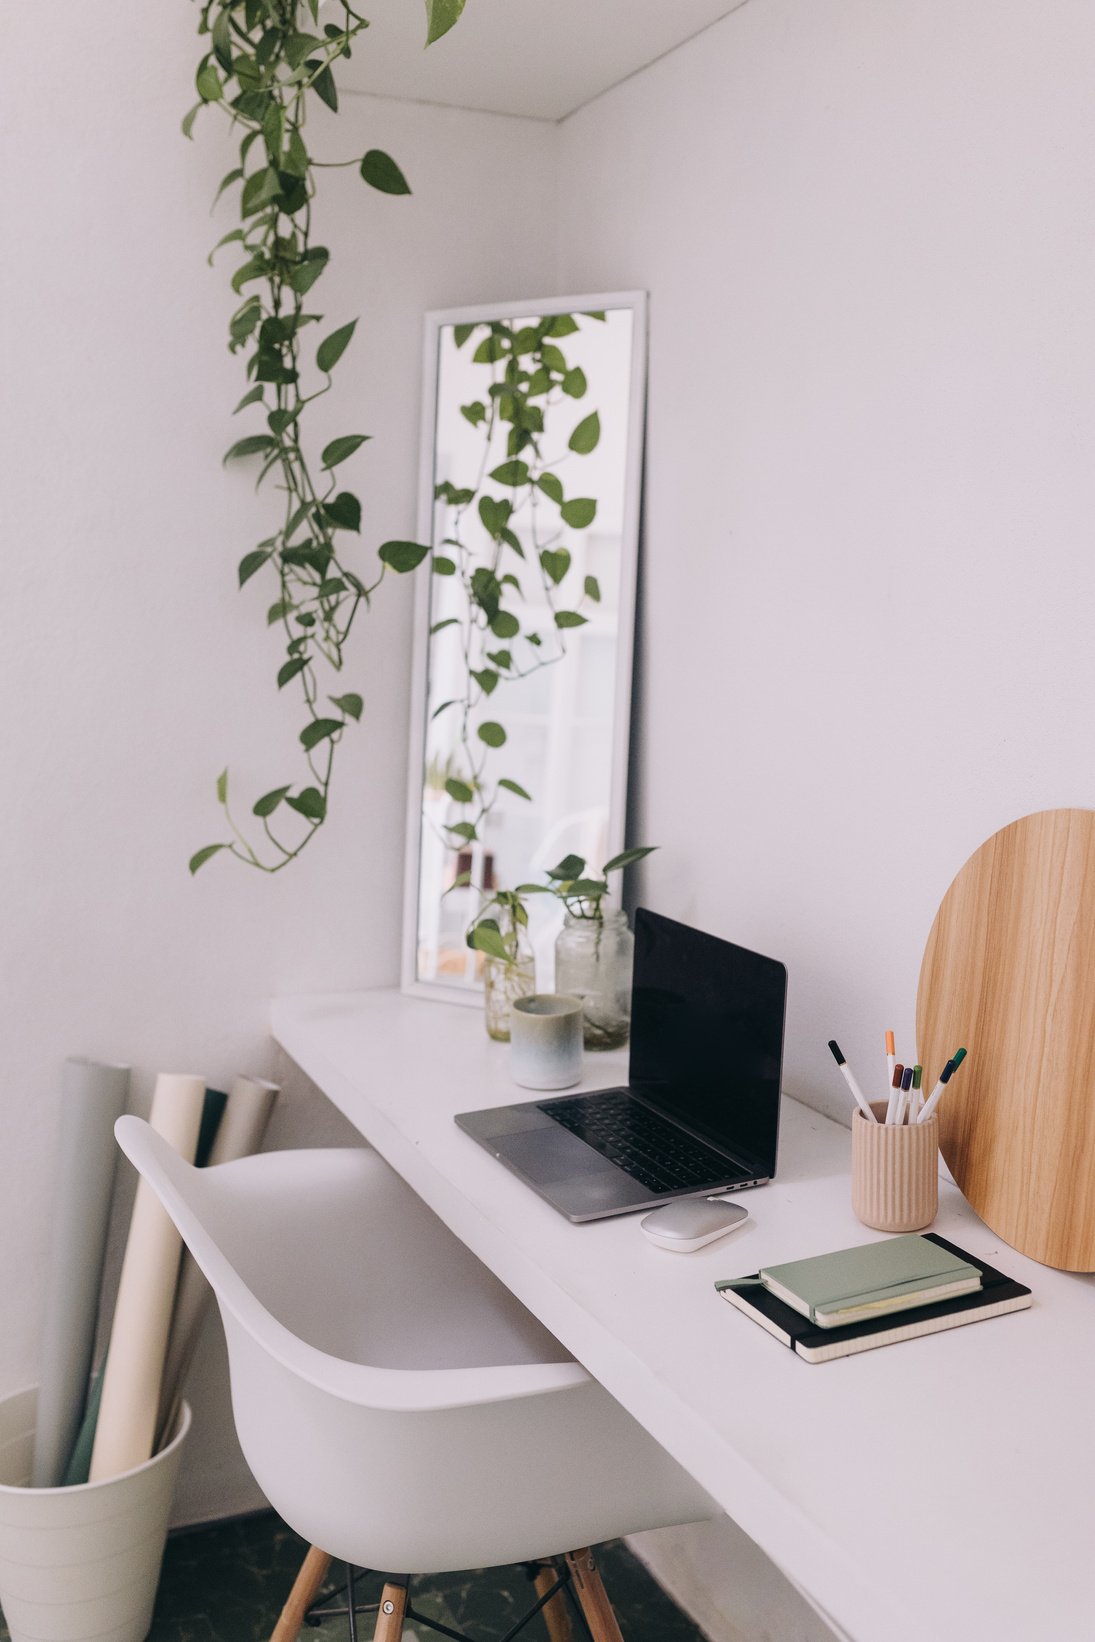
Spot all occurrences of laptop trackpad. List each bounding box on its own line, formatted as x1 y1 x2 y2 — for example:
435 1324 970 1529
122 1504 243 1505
496 1126 618 1186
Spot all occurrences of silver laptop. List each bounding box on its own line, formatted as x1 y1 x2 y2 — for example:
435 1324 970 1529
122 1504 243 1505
455 908 787 1222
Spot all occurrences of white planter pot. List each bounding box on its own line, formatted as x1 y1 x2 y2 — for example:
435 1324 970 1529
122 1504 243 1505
0 1386 190 1642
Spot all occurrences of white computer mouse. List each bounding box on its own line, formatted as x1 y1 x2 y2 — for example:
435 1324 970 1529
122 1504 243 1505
639 1198 749 1252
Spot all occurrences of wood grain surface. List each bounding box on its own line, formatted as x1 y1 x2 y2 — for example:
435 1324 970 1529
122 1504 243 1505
917 808 1095 1271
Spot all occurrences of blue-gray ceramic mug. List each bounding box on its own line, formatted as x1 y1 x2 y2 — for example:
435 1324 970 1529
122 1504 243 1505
510 994 584 1091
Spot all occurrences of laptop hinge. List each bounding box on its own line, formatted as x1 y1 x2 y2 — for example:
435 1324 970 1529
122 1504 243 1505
625 1086 766 1181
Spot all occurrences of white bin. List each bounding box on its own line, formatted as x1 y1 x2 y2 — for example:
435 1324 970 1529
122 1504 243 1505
0 1386 190 1642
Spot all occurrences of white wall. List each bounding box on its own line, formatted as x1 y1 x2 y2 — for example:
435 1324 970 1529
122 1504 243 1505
559 0 1095 1127
0 2 555 1524
559 1 1095 1633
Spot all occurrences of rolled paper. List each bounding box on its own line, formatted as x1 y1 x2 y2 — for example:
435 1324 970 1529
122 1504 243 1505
31 1058 129 1488
194 1087 228 1169
70 1088 232 1475
60 1359 105 1487
205 1074 279 1171
154 1075 279 1448
89 1073 205 1483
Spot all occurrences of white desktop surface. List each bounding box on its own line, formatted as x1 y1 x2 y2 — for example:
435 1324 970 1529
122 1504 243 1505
271 988 1094 1642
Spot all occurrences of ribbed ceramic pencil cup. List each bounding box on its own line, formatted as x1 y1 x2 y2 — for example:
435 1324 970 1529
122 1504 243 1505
0 1386 190 1642
852 1102 939 1232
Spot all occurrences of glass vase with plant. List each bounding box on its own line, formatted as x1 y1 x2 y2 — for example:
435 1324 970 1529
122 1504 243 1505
535 848 656 1050
466 889 536 1042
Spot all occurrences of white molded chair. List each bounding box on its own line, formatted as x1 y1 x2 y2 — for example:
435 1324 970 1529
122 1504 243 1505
115 1119 716 1641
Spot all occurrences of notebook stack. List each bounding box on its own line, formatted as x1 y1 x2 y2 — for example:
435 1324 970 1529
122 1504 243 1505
716 1233 1031 1363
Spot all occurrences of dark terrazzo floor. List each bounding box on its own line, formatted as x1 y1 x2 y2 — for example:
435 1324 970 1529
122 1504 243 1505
0 1511 706 1641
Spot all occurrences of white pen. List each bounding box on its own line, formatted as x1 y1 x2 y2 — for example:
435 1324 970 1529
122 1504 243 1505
828 1040 879 1122
917 1049 966 1123
885 1062 904 1125
907 1064 923 1124
885 1030 896 1093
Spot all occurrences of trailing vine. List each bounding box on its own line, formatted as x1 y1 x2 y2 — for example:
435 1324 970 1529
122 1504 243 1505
427 312 606 861
186 0 467 874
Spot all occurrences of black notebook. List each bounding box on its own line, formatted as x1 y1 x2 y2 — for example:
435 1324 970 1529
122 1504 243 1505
716 1233 1031 1363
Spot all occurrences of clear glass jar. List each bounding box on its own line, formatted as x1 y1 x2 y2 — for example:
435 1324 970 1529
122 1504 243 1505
483 942 535 1043
554 908 634 1050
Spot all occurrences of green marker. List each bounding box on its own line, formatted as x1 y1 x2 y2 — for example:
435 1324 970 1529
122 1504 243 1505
909 1064 923 1121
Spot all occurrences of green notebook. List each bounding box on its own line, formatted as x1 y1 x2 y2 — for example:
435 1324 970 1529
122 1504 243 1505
759 1234 981 1329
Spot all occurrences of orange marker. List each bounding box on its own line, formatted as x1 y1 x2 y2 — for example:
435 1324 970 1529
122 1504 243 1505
885 1030 896 1091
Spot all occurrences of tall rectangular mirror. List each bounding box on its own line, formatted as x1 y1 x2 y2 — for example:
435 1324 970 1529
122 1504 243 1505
401 291 647 1002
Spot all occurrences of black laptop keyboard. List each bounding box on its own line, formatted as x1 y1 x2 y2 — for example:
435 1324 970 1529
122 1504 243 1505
539 1090 745 1195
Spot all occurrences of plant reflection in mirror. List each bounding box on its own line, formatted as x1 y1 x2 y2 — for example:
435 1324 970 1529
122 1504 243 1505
427 313 607 863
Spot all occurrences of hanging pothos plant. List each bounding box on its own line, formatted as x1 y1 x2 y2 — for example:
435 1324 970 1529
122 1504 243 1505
186 0 468 874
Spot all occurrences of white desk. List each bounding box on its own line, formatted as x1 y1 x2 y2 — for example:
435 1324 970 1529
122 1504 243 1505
272 988 1095 1642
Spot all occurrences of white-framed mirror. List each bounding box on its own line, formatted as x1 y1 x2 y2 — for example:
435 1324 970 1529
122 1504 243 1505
401 291 647 1004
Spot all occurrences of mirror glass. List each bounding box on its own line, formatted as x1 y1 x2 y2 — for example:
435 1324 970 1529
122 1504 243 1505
403 295 645 999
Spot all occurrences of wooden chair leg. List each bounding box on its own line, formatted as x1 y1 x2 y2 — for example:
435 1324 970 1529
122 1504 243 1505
270 1545 332 1642
535 1561 576 1642
372 1577 409 1641
564 1548 625 1642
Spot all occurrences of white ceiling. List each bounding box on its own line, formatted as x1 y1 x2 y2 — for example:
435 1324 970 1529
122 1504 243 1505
342 0 743 122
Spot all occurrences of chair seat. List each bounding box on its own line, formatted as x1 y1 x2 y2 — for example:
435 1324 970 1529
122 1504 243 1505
116 1122 717 1573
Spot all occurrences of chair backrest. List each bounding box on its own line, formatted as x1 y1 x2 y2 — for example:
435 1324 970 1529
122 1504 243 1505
113 1117 714 1572
114 1115 584 1412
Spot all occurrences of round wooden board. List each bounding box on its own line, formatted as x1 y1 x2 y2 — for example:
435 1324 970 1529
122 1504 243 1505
917 808 1095 1270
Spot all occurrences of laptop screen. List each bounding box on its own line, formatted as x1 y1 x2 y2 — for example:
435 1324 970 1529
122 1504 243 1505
628 909 786 1176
